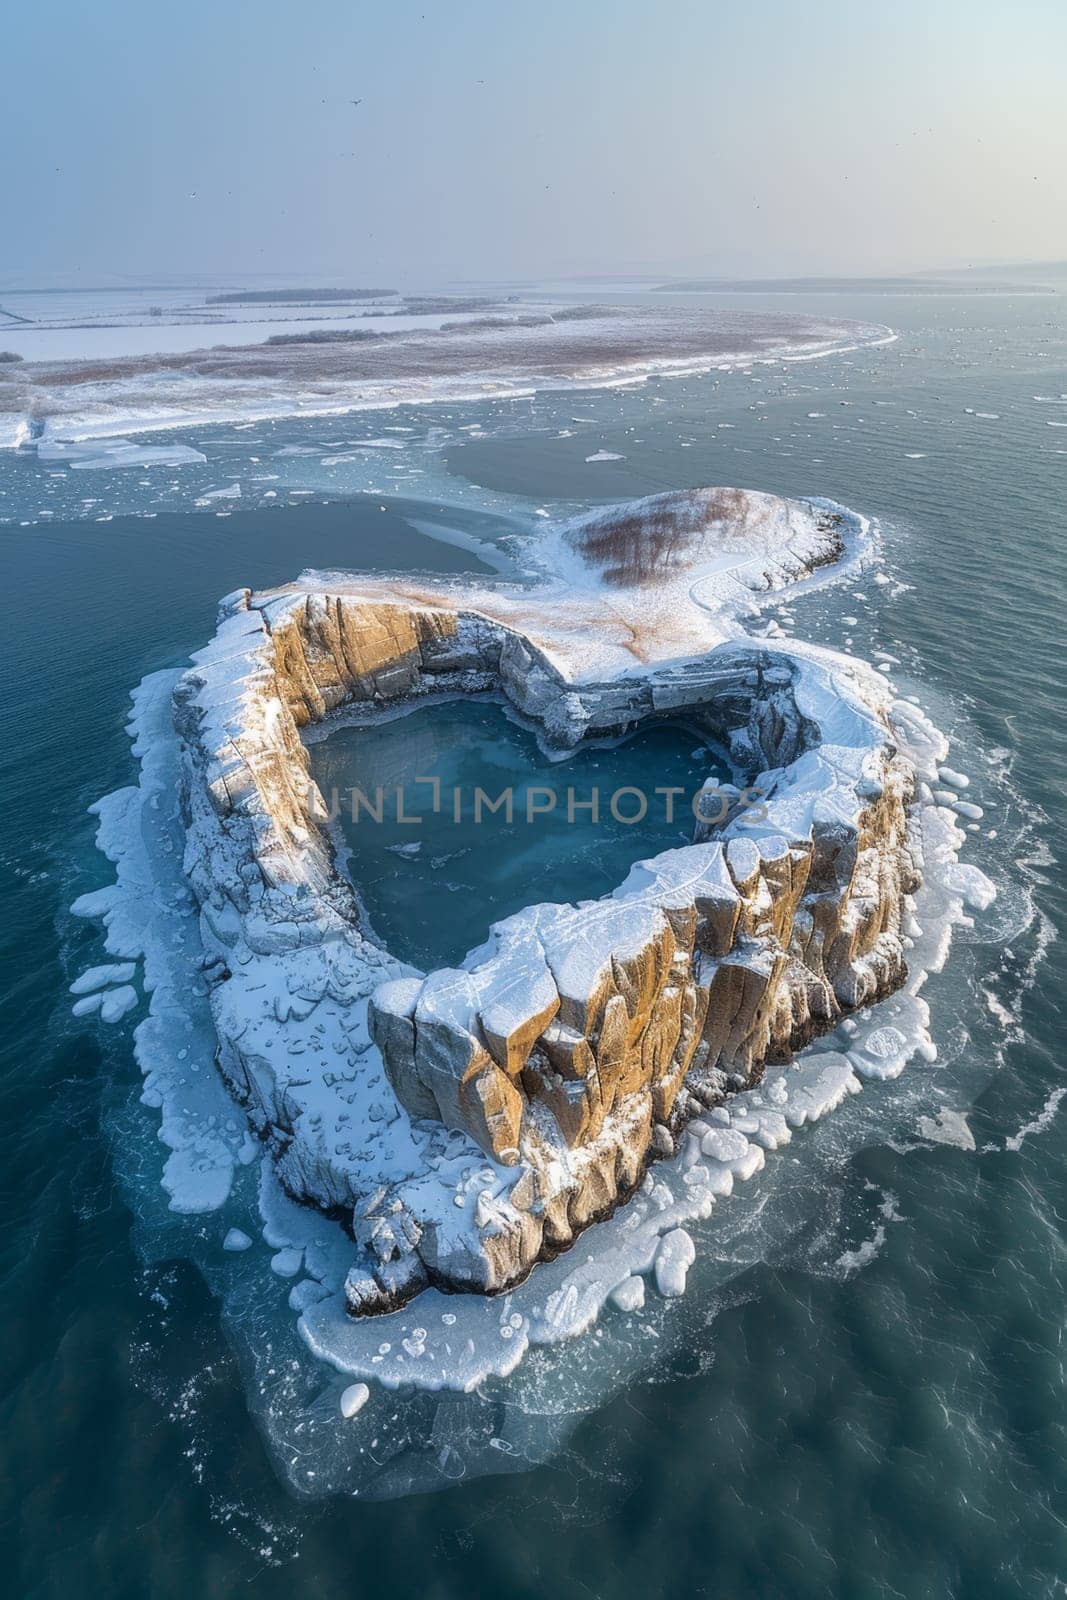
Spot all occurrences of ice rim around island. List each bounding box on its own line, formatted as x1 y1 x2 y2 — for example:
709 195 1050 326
69 479 999 1397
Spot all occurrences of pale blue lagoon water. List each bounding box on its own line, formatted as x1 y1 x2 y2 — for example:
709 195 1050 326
309 702 720 971
1 290 1065 1596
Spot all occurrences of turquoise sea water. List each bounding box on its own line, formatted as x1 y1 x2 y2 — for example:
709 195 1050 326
2 289 1066 1595
309 702 719 970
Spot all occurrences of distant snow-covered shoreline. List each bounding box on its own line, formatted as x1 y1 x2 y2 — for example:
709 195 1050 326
1 301 895 447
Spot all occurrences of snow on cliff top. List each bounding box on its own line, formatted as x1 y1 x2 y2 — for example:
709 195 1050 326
263 487 870 682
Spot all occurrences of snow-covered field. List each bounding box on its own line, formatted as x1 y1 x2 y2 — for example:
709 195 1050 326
0 291 496 362
0 290 894 446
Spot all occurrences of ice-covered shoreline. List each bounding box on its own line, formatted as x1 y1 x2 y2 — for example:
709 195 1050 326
70 483 995 1403
1 303 894 448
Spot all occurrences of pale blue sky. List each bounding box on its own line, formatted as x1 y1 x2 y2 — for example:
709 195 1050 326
2 0 1064 284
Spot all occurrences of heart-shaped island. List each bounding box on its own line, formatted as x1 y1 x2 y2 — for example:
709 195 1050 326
161 486 973 1327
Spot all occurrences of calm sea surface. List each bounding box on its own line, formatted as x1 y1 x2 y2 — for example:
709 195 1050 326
1 289 1065 1597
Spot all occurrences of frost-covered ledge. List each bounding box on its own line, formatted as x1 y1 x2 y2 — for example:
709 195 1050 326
172 487 922 1312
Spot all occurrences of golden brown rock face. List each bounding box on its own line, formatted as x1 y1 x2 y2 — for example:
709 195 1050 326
369 750 914 1172
270 596 458 725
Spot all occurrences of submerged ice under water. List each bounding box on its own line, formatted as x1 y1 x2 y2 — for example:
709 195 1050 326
15 287 1063 1585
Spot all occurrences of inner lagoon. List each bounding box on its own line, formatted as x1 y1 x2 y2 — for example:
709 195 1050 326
308 700 722 969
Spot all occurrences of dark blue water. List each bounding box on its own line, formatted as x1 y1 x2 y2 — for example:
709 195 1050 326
2 290 1065 1596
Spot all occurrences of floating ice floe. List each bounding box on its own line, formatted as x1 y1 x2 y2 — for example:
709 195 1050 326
69 962 136 995
654 1230 696 1297
917 1108 977 1150
37 439 207 470
99 986 138 1023
340 1382 370 1419
195 483 241 504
